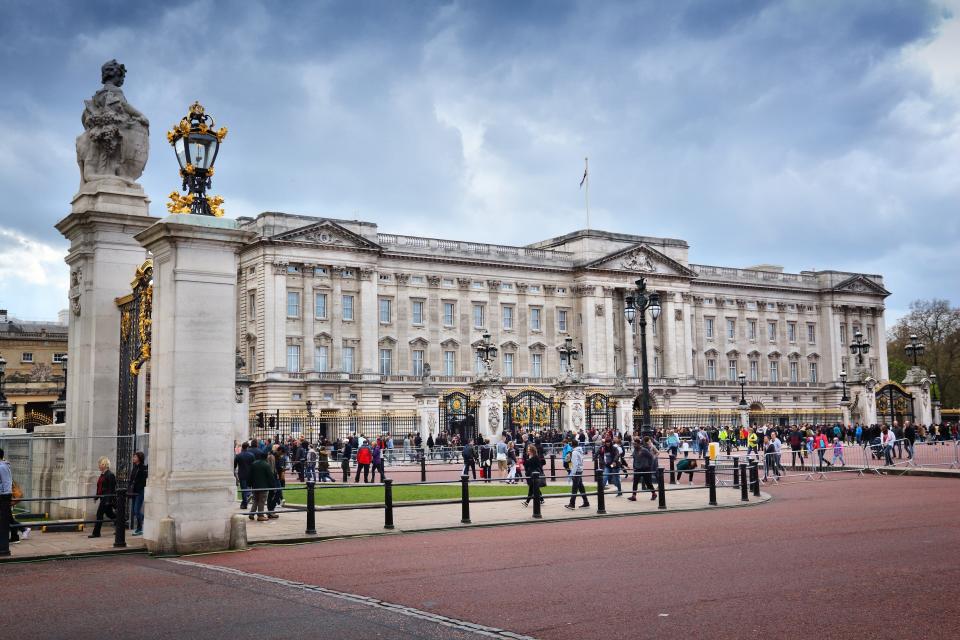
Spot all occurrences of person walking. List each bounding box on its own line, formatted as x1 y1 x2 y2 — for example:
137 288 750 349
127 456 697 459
128 452 148 536
496 437 508 477
831 437 845 466
0 447 22 544
521 444 545 508
305 444 318 482
600 439 623 497
815 431 832 469
371 442 385 483
904 423 917 460
317 446 333 482
88 457 117 538
461 439 478 480
505 441 518 484
564 440 590 510
881 426 896 466
355 440 373 483
762 436 780 482
248 451 273 522
234 442 255 508
629 436 658 501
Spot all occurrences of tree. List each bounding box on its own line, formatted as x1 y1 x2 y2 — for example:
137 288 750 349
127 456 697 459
887 299 960 408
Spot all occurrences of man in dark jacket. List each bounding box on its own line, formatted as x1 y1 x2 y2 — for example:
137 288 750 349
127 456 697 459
629 436 658 501
234 442 255 508
89 457 117 538
461 439 477 479
248 451 274 522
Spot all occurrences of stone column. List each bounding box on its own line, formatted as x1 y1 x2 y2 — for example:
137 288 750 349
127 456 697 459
136 214 253 554
359 269 378 376
412 386 440 442
471 379 505 442
55 189 156 518
611 387 635 436
554 381 587 434
902 368 933 427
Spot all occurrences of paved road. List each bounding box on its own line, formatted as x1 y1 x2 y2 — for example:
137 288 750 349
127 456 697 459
5 476 958 639
195 476 960 639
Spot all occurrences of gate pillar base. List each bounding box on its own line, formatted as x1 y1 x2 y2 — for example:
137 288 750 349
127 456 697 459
471 380 505 443
413 386 440 444
554 382 588 434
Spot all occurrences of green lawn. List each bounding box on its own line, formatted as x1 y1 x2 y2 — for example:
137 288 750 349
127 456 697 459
243 482 595 507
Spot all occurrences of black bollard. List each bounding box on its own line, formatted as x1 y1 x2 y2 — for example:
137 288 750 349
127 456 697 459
595 467 606 515
0 494 10 557
383 479 395 530
549 455 556 482
707 463 717 506
656 468 666 510
750 460 760 497
114 487 127 548
305 480 317 535
460 475 471 524
740 464 749 502
669 456 676 485
420 454 427 483
532 472 543 519
733 457 740 488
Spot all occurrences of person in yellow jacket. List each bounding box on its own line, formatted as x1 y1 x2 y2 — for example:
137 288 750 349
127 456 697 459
747 430 759 457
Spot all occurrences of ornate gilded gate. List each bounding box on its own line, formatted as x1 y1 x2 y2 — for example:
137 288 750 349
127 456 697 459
440 391 477 443
585 393 613 432
116 259 152 483
875 382 914 427
504 389 559 436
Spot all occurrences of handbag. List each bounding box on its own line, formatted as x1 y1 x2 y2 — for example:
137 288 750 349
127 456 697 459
496 452 507 462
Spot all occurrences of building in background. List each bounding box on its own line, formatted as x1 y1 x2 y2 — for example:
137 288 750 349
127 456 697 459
0 309 69 427
235 213 890 420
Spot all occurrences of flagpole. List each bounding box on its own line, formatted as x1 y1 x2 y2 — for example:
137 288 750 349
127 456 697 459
584 157 590 230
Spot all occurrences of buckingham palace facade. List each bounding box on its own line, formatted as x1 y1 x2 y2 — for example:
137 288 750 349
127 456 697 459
235 212 890 415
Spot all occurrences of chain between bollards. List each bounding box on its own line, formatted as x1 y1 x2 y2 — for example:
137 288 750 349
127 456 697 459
460 474 471 524
383 478 395 530
305 480 317 534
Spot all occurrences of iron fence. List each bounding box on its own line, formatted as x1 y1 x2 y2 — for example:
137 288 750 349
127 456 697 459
250 411 419 443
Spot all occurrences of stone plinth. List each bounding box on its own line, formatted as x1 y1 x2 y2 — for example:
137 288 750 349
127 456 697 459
611 385 635 435
554 380 587 434
412 385 440 442
55 189 156 517
471 379 505 442
136 215 254 554
902 368 933 426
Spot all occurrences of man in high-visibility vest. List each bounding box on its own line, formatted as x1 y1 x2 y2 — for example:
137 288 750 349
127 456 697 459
718 427 731 455
747 430 759 458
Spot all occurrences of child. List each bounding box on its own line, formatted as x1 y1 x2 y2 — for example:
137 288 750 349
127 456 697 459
831 437 845 466
676 457 698 484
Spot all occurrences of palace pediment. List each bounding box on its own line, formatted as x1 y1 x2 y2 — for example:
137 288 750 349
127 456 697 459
830 274 890 297
272 219 381 250
584 243 697 278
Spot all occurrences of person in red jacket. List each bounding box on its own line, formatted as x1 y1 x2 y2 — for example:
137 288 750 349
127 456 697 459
354 441 373 483
814 431 832 469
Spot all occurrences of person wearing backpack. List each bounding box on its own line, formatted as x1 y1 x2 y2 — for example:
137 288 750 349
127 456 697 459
355 441 373 483
562 437 573 476
564 440 590 510
461 439 477 480
304 445 318 482
601 439 623 497
815 431 832 469
629 436 658 501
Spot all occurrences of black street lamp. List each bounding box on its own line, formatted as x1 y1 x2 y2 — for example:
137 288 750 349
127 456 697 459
476 331 498 375
306 399 313 417
624 278 661 437
557 336 579 375
839 370 849 402
904 334 925 367
929 372 939 401
849 330 871 367
57 355 68 402
737 371 748 408
167 101 227 217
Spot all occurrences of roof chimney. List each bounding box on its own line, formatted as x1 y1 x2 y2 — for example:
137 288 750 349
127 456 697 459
0 309 7 323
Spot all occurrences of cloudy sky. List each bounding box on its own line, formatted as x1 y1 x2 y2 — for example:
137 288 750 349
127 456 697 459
1 0 958 324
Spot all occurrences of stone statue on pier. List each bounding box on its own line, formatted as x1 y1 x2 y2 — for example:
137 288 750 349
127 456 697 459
76 59 149 192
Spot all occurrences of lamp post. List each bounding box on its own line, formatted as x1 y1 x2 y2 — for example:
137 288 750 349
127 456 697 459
557 336 579 376
930 372 939 401
849 330 871 368
904 334 925 367
476 331 498 375
737 371 748 408
624 278 661 437
839 370 849 403
166 101 227 216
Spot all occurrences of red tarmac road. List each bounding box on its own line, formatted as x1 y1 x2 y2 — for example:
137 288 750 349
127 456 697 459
196 476 960 639
4 476 959 639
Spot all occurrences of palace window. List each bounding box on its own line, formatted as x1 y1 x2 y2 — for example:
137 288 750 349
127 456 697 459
443 302 456 327
557 309 568 333
653 355 660 378
840 324 847 345
52 353 67 363
410 275 425 286
379 349 392 375
809 362 818 383
476 353 485 374
443 351 455 376
633 356 639 378
341 295 354 321
787 322 796 343
379 298 392 324
749 359 758 382
807 323 816 344
286 345 300 372
530 307 542 331
286 291 301 318
502 305 514 330
767 321 777 342
473 303 485 329
314 292 327 320
411 300 424 325
706 358 717 381
286 264 300 274
789 361 799 383
727 319 735 340
727 360 737 381
770 361 779 383
248 292 256 319
314 346 329 372
442 278 454 288
531 353 543 377
342 347 355 373
503 352 514 377
705 317 714 339
412 350 424 377
748 319 757 341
